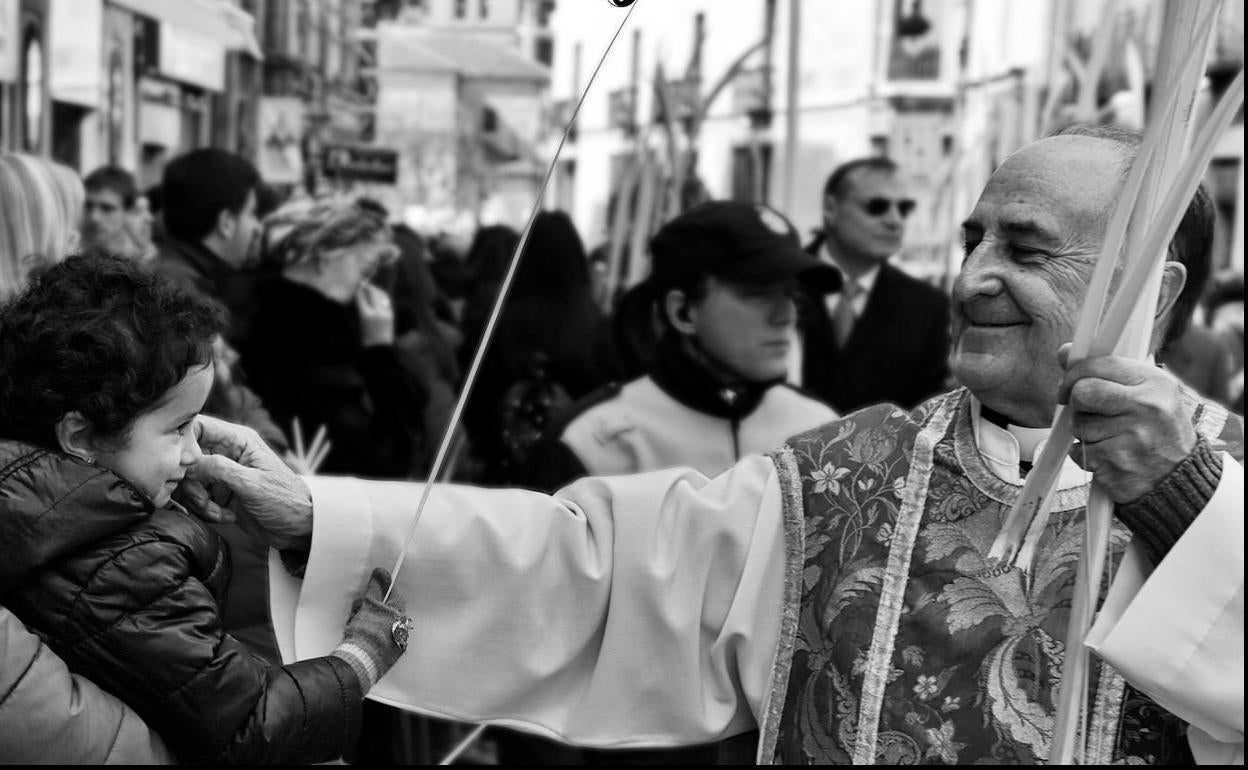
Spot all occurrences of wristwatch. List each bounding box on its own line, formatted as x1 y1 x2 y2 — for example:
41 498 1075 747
391 617 412 651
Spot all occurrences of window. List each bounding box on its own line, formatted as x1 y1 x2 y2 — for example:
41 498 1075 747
479 0 489 19
731 143 773 204
537 0 555 27
454 0 467 19
535 37 553 66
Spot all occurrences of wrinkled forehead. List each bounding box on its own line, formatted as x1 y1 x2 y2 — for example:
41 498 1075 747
971 136 1130 237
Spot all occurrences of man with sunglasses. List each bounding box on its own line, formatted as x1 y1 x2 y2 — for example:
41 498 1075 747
800 157 952 414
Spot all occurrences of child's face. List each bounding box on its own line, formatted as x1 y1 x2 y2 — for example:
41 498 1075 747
93 364 214 508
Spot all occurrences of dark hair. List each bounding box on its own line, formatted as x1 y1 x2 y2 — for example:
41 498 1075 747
145 183 164 215
254 182 285 221
0 251 225 450
513 210 591 299
386 224 459 382
464 225 521 289
161 149 260 244
84 165 138 209
822 157 898 198
1051 123 1217 350
1205 270 1244 320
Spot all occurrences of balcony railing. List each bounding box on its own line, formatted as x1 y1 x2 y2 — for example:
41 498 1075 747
548 99 576 139
608 87 637 134
731 66 772 128
652 77 699 126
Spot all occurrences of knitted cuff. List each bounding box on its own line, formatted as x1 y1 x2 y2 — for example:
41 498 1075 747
1116 436 1223 566
332 644 381 692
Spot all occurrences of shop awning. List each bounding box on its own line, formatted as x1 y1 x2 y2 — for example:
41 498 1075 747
109 0 263 59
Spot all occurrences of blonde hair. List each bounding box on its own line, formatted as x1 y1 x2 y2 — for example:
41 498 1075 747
268 196 392 271
0 153 84 301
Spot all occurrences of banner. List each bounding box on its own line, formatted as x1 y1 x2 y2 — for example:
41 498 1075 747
323 144 399 184
258 97 305 185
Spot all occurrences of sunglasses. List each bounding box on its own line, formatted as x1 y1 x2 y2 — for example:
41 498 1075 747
859 197 916 218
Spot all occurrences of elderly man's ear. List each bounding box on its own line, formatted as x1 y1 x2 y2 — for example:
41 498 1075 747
1152 261 1189 350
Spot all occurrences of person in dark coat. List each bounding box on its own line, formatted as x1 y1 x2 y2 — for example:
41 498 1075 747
0 252 408 764
459 211 612 486
799 157 952 413
238 198 429 480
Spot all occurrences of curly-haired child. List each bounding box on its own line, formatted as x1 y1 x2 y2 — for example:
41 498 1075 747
0 251 411 764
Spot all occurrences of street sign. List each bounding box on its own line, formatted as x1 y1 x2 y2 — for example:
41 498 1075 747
322 144 399 184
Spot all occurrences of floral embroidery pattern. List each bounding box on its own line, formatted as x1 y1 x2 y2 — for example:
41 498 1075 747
772 389 1212 765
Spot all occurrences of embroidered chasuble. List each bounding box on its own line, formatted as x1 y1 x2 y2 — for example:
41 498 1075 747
763 387 1244 764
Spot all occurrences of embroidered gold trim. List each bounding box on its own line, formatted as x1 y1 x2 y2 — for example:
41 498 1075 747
758 445 808 765
1086 661 1127 764
851 393 959 765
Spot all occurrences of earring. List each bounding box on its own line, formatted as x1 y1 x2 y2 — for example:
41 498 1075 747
85 456 96 466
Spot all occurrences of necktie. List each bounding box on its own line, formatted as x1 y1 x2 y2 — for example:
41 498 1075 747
835 279 860 349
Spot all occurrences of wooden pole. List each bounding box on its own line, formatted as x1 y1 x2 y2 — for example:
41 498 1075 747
782 0 800 214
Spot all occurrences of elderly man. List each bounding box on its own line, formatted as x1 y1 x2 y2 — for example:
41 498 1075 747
185 127 1243 765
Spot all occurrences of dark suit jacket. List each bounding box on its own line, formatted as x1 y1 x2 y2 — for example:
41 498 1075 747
800 236 952 413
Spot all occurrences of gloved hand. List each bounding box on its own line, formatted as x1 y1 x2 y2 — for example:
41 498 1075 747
331 567 411 692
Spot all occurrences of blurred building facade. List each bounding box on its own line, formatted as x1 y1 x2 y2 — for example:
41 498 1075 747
2 0 1242 273
362 0 553 230
541 0 1244 286
0 0 377 194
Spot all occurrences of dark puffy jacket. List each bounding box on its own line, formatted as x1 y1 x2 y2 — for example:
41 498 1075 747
0 440 363 764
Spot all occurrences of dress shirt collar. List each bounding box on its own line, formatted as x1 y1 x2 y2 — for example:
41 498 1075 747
821 240 883 295
969 396 1092 489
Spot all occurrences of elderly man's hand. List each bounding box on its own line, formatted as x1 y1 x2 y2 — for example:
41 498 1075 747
1057 343 1198 503
178 414 314 551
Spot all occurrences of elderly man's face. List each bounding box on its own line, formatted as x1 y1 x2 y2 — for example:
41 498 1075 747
951 137 1126 426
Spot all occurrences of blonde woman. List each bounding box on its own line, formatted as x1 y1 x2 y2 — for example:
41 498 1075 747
0 152 173 763
0 152 82 300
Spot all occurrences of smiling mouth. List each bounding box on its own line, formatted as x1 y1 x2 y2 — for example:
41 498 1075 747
962 307 1028 327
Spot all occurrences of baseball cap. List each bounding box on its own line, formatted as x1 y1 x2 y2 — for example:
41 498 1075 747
646 201 841 294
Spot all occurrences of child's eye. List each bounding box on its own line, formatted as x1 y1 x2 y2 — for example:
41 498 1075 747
175 422 192 436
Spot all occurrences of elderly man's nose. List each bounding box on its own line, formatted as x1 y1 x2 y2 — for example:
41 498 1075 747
953 245 1004 301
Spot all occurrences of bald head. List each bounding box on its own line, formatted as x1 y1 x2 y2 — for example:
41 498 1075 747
996 135 1133 230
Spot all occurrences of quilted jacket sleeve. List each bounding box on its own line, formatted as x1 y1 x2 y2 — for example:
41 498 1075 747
12 511 364 765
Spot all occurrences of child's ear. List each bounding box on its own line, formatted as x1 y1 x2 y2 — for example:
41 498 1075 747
56 411 98 464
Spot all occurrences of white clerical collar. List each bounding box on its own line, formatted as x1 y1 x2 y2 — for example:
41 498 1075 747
821 241 883 294
969 396 1092 490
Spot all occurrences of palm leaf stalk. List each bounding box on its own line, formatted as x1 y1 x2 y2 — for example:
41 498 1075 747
973 0 1240 762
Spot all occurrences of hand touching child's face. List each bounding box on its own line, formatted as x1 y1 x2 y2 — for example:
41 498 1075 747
93 364 215 508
